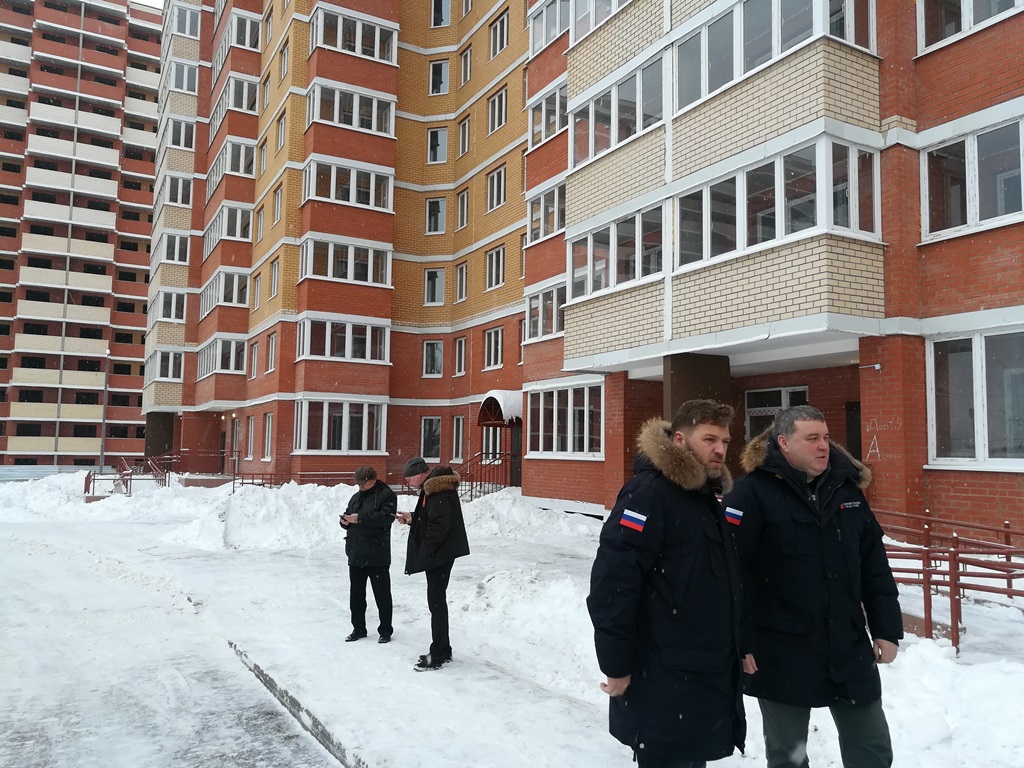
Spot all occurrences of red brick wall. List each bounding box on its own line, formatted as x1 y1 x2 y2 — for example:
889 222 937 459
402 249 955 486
880 145 923 318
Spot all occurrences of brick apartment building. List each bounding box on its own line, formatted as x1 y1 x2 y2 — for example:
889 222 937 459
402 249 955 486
148 0 1024 528
0 0 161 469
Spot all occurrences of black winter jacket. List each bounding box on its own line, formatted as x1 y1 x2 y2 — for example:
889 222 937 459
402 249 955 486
405 467 470 575
723 431 903 707
341 480 397 568
587 419 745 762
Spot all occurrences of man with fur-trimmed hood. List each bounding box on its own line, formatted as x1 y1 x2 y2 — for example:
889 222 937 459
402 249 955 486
398 457 470 671
723 405 902 768
588 400 746 768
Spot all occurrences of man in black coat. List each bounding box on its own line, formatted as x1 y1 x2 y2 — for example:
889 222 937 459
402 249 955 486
339 465 397 643
724 405 903 768
397 457 470 671
588 400 745 768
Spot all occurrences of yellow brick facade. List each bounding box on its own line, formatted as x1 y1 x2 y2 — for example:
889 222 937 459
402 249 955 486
563 280 664 359
568 0 665 98
670 0 716 27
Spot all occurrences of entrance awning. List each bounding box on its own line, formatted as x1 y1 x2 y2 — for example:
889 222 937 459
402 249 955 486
477 389 523 427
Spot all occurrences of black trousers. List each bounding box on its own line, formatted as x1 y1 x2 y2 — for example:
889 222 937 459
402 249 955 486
425 561 454 658
635 752 705 768
759 697 893 768
349 564 393 637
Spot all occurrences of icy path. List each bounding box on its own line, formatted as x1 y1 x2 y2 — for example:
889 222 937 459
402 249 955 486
0 539 334 768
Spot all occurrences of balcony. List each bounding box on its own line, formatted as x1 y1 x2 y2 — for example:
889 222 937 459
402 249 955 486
126 67 160 90
0 40 31 65
122 126 156 150
29 102 122 136
25 167 118 198
16 299 111 325
12 333 109 357
2 71 29 96
19 265 113 293
6 436 102 454
22 200 117 230
26 134 119 167
0 104 28 128
8 403 104 420
123 96 157 119
21 233 115 262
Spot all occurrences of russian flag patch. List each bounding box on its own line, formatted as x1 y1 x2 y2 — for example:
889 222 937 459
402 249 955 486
725 507 744 526
620 509 647 532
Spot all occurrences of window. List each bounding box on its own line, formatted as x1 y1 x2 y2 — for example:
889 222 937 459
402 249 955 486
528 183 566 242
171 61 198 93
744 386 808 440
425 268 444 304
165 177 192 206
161 233 189 263
259 141 267 173
426 198 446 233
276 113 286 151
309 9 396 64
293 400 385 452
428 127 447 163
429 61 449 95
457 189 469 229
459 117 471 155
487 88 507 133
303 162 392 211
175 6 200 37
423 340 443 376
249 342 259 378
270 259 279 297
460 47 472 85
263 413 273 459
235 14 260 48
296 320 387 361
247 415 255 458
300 240 390 285
527 382 603 455
526 284 567 340
279 42 289 80
572 0 631 40
199 271 249 317
489 10 509 57
485 246 504 289
464 0 473 15
262 76 270 111
929 329 1024 463
273 185 283 222
452 416 465 462
486 166 506 211
530 85 568 147
456 261 468 301
530 0 571 55
827 0 872 48
253 274 261 309
432 0 450 26
307 84 393 136
421 417 442 459
267 332 277 371
158 291 186 321
831 141 876 233
256 208 264 242
925 121 1022 237
454 336 467 375
923 0 1020 48
573 59 661 165
484 327 503 369
168 119 195 149
194 339 247 379
571 203 663 298
152 351 183 382
480 426 501 461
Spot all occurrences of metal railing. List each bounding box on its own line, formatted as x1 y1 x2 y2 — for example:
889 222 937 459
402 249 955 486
231 470 357 493
454 451 520 502
880 509 1024 651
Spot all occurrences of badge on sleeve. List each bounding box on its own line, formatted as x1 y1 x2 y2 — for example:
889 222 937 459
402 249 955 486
619 509 647 532
725 507 744 526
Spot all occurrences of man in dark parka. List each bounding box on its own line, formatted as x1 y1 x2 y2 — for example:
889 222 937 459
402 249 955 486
340 465 397 643
397 457 470 671
588 400 746 768
724 405 902 768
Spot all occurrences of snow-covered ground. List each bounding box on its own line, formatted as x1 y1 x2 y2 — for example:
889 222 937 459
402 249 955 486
2 474 1023 768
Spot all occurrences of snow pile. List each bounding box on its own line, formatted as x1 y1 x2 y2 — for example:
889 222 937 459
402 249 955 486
463 487 602 541
0 471 90 522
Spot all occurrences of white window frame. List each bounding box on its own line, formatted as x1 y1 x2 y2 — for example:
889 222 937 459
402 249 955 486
526 284 567 340
267 332 277 371
423 340 443 377
459 116 471 156
168 119 195 149
432 0 451 27
276 113 287 151
918 0 1023 53
486 166 506 211
428 127 448 164
279 41 289 80
270 259 279 297
273 184 283 222
483 327 503 369
485 245 504 290
455 261 468 302
529 84 568 148
424 268 445 305
487 88 507 134
175 6 201 37
528 182 566 243
530 0 571 55
171 61 198 94
263 413 273 459
457 188 469 229
452 416 465 462
460 47 472 85
489 10 509 58
426 197 446 234
526 381 604 457
421 416 442 460
744 386 809 441
429 60 449 95
300 240 391 286
253 274 261 309
246 415 255 459
454 336 467 376
293 400 387 453
158 291 187 321
250 342 259 378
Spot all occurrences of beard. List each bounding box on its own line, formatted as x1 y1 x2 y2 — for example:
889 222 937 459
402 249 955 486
705 466 723 480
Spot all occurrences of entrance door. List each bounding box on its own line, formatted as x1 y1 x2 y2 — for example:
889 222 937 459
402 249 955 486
509 419 523 487
845 401 862 461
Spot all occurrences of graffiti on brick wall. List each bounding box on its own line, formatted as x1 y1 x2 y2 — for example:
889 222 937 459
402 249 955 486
864 417 903 461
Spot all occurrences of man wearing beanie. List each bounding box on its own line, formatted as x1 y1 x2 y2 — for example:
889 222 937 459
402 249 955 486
397 456 470 671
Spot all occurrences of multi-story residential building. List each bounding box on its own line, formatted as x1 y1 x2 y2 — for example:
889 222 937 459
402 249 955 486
0 0 161 469
152 0 1024 529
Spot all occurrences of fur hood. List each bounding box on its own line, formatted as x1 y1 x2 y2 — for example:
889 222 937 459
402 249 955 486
739 428 872 490
636 418 732 494
423 469 460 496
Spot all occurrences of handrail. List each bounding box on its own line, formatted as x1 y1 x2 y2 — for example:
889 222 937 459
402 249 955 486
454 451 519 502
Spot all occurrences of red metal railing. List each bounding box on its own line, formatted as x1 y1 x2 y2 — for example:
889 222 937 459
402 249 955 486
880 509 1024 651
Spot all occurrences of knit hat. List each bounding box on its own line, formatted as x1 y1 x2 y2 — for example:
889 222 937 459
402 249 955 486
354 465 376 483
403 457 429 478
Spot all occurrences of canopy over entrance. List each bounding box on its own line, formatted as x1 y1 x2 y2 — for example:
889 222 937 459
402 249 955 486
477 390 523 427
